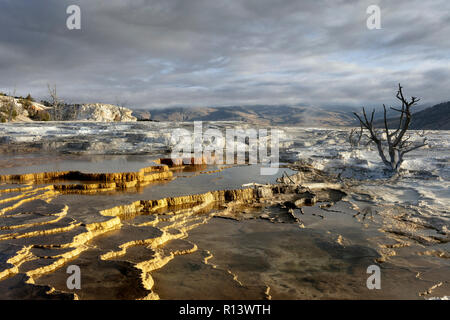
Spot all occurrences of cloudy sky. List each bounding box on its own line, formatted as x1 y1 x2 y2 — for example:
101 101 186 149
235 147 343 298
0 0 449 109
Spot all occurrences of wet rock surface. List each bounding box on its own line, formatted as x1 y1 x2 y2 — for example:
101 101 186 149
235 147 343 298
0 155 448 300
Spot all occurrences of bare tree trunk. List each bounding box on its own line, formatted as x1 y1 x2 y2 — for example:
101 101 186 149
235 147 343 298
71 104 79 120
7 89 17 122
352 84 427 172
48 84 63 121
115 97 128 121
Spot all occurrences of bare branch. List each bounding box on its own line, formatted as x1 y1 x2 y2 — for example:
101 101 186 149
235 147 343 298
351 83 427 173
47 84 63 121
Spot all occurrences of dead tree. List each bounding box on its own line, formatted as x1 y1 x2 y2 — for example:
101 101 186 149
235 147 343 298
117 103 126 121
48 84 63 121
348 127 363 148
7 89 17 122
115 97 128 121
353 84 427 172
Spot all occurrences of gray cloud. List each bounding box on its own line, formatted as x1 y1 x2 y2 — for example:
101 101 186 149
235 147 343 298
0 0 449 109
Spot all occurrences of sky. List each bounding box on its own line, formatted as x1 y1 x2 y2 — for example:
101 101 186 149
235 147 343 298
0 0 449 109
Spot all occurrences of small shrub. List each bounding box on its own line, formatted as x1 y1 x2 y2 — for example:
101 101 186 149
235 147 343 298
19 98 32 108
28 108 37 119
29 110 50 121
39 111 50 121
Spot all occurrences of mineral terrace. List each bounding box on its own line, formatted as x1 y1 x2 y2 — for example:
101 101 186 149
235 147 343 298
0 153 448 299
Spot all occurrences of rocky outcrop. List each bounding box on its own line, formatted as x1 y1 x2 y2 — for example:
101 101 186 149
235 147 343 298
0 93 137 122
0 95 50 122
61 103 137 122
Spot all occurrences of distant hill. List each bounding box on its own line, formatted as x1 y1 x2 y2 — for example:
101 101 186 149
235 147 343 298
140 105 357 127
374 101 450 130
135 101 449 129
408 101 450 130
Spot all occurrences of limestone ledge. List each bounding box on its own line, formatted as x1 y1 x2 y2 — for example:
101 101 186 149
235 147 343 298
0 156 225 194
0 164 170 184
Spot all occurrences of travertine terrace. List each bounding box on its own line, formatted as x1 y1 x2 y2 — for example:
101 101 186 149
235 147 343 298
0 155 448 299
